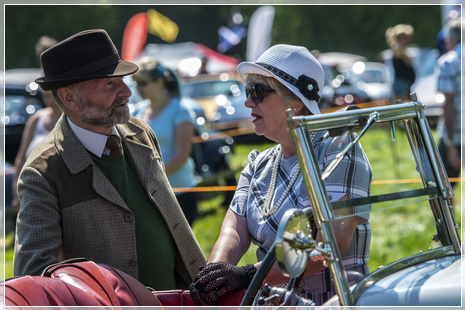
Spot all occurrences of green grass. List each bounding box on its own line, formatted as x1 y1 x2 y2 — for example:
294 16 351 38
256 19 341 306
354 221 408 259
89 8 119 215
2 127 462 279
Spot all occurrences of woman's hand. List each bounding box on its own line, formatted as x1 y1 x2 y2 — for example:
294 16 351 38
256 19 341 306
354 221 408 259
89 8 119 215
189 262 256 306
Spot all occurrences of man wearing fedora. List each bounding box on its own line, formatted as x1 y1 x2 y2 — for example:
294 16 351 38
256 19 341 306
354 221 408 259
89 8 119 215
13 29 206 290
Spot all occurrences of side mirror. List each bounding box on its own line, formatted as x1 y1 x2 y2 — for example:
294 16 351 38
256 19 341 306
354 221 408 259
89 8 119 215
275 209 313 278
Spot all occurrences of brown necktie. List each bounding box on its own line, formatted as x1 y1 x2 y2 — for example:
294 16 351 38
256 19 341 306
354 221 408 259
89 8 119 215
105 135 122 159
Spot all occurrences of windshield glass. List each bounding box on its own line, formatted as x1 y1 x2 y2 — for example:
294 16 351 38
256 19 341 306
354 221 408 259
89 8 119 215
292 109 460 273
344 70 385 84
183 80 241 98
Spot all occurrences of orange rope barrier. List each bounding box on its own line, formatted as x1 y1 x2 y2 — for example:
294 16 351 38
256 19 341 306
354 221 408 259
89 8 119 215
172 185 238 193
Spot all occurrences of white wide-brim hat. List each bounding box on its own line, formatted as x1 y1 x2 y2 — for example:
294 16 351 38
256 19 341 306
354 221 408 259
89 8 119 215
237 44 324 115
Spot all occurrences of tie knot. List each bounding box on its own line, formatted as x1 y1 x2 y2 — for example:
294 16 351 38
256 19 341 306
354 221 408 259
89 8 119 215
106 135 122 159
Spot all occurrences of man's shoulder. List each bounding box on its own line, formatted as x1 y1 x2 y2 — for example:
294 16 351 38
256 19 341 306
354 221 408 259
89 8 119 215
23 133 62 174
126 116 152 132
128 115 146 126
119 117 159 149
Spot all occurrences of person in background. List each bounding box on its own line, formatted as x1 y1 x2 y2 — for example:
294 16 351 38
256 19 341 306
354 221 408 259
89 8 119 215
189 44 373 306
436 17 463 197
35 36 57 65
131 58 198 225
199 56 209 74
14 29 206 290
11 35 59 212
11 88 62 212
385 24 416 101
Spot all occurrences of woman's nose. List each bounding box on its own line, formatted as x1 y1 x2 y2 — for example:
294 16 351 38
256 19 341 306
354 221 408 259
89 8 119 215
244 95 257 109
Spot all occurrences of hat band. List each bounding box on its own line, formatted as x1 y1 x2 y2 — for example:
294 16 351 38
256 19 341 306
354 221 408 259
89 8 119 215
45 53 121 81
256 62 320 102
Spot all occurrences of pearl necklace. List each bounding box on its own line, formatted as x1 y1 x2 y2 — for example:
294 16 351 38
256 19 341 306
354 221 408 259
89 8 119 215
262 132 317 218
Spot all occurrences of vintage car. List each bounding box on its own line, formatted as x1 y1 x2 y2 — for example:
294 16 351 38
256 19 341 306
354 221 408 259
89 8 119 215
2 93 461 308
239 93 462 307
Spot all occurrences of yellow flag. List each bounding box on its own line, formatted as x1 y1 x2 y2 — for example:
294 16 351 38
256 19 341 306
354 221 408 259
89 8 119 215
147 8 179 43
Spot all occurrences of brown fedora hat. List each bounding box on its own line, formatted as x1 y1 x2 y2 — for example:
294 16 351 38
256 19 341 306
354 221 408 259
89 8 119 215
35 29 138 91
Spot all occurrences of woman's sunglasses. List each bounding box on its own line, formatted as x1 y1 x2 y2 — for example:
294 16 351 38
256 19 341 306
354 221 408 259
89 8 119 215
245 84 276 103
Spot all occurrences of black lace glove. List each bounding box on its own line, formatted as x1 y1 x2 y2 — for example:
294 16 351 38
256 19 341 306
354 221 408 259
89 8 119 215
189 261 257 306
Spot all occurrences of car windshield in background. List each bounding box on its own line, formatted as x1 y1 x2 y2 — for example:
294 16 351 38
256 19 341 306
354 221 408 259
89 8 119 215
354 70 385 83
183 80 241 98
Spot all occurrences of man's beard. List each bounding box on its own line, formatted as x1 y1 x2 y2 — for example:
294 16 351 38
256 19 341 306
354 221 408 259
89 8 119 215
78 96 130 128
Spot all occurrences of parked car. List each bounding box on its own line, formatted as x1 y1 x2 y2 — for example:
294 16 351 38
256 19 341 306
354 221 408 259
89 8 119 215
182 72 268 143
380 47 443 126
337 61 395 105
318 63 371 111
1 68 45 164
410 49 444 126
182 72 243 122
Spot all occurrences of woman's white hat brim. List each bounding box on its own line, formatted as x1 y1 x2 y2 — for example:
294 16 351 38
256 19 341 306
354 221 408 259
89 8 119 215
237 61 321 115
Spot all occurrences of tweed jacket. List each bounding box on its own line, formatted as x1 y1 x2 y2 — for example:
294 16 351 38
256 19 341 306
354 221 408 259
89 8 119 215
14 115 206 284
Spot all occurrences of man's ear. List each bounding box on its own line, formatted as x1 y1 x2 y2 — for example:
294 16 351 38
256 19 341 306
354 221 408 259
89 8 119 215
56 87 80 112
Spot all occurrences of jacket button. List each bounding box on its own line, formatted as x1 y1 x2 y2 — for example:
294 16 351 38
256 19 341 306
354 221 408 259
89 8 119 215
131 259 137 267
125 214 133 222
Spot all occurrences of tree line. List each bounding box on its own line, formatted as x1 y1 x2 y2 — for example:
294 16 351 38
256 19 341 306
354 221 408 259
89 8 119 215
5 5 442 69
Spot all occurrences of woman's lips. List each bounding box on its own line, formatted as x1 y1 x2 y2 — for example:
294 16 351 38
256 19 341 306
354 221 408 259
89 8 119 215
251 113 262 123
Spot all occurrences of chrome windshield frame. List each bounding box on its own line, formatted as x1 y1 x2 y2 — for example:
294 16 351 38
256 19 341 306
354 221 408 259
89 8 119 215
286 94 461 307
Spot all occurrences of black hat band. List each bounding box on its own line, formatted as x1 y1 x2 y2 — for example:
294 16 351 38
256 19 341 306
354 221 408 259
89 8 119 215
256 62 320 102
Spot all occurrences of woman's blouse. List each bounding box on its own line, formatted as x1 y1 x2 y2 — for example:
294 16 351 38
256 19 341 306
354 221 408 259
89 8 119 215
134 98 197 191
229 130 373 293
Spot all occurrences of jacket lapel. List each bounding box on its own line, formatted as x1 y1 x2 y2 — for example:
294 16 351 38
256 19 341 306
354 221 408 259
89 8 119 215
117 121 182 222
55 116 128 210
116 121 161 197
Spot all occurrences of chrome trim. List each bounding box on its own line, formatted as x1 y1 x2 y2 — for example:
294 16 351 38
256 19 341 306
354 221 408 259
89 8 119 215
292 101 421 132
416 107 454 198
287 109 354 307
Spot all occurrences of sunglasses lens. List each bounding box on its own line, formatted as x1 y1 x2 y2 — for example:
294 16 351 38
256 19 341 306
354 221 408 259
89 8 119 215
245 84 264 103
252 85 264 103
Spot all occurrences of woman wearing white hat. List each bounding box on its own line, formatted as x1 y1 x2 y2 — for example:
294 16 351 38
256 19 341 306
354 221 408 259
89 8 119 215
190 44 373 306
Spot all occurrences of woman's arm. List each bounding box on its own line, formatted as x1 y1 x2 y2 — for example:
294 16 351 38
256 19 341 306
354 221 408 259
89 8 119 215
189 209 254 306
208 209 252 265
164 121 194 175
